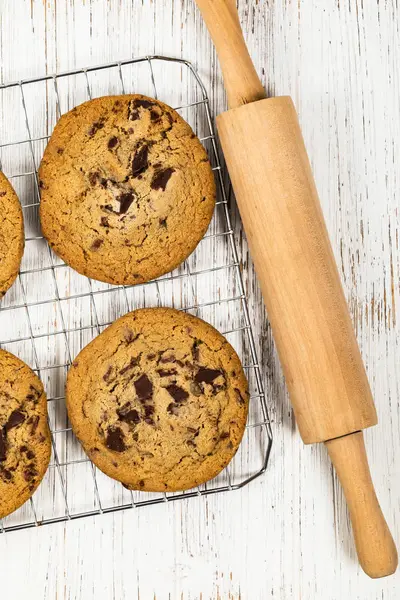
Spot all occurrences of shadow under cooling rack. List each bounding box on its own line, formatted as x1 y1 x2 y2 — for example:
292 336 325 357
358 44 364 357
0 55 272 534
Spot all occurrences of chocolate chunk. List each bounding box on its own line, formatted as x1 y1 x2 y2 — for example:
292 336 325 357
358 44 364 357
100 216 110 228
124 329 139 344
160 354 175 364
144 405 155 418
150 109 161 122
23 465 38 482
134 374 153 401
108 136 119 149
5 410 25 431
132 145 149 177
118 192 135 214
117 406 140 424
147 353 156 360
26 450 35 460
151 168 175 191
103 366 113 382
119 356 139 375
0 429 6 461
195 368 223 384
57 147 64 155
166 384 188 403
88 171 100 186
187 440 196 447
190 381 202 396
88 120 105 137
159 217 167 228
91 238 104 251
234 387 246 405
0 191 6 197
220 432 230 439
105 427 126 452
139 479 145 487
39 180 46 189
192 341 202 362
27 415 39 433
133 99 153 109
167 402 179 415
26 386 41 403
20 445 28 453
156 369 177 377
1 468 12 480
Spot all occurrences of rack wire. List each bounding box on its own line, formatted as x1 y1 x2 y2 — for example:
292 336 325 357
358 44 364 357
0 56 272 533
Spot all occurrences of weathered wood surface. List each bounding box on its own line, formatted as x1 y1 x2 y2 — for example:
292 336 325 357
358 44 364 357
0 1 399 598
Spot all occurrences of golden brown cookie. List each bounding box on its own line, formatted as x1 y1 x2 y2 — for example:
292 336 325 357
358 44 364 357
0 350 51 519
66 308 249 492
39 95 216 285
0 172 24 298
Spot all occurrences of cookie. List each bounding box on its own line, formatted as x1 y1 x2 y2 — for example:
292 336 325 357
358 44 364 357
0 172 24 298
39 95 216 285
66 308 249 492
0 350 51 519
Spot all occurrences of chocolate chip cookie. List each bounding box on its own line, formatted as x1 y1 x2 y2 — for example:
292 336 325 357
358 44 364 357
39 95 216 285
0 172 24 298
0 350 51 519
66 308 249 492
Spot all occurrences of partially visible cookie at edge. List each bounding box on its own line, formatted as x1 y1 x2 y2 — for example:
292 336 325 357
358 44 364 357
0 172 24 298
66 308 249 492
39 95 216 285
0 350 51 519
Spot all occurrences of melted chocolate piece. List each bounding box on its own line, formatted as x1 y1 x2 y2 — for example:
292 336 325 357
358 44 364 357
108 136 119 149
88 120 105 137
166 384 188 403
103 366 113 382
105 427 126 452
150 109 161 121
119 356 140 375
157 369 177 377
117 406 140 424
0 429 6 461
132 145 149 177
234 387 246 405
220 432 230 440
134 374 153 401
5 410 25 431
118 192 135 214
27 415 39 433
167 403 180 415
100 216 110 228
91 239 104 251
151 168 175 191
195 368 223 384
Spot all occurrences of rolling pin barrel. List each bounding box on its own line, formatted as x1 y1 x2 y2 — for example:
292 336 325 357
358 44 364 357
217 97 377 444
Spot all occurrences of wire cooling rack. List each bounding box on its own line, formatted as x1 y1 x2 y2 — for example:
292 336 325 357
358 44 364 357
0 56 272 533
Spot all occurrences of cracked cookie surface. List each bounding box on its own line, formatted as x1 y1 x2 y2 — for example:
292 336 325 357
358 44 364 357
0 172 24 298
39 95 216 285
66 308 249 492
0 350 51 519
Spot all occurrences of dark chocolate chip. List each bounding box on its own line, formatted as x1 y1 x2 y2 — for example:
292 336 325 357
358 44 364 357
133 99 153 109
124 329 139 344
156 369 177 377
150 109 161 122
118 192 135 214
91 238 104 251
132 145 149 177
195 368 223 384
167 402 179 415
105 427 126 452
108 136 119 149
151 168 175 191
134 374 153 401
139 479 145 487
119 356 140 375
100 216 110 228
103 366 113 382
147 354 156 360
234 387 246 405
192 341 201 362
159 217 167 228
88 171 100 186
0 429 6 461
144 417 155 425
220 432 230 439
20 445 28 453
57 147 64 155
5 410 26 431
88 120 105 137
160 355 175 364
166 384 188 403
39 180 46 189
27 415 39 433
1 468 12 480
26 450 35 460
144 405 155 418
0 191 6 197
117 406 140 424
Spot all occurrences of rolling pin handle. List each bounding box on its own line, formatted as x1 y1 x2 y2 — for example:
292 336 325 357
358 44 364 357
325 432 398 578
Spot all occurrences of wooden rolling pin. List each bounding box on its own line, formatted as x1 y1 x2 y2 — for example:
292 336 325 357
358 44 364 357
195 0 398 578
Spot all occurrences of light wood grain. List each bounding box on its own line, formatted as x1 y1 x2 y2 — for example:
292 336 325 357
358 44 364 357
0 1 399 599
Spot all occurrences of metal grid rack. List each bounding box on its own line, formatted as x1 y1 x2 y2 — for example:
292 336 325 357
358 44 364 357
0 56 272 533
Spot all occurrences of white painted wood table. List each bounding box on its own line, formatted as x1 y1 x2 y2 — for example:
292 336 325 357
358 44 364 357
0 1 399 598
